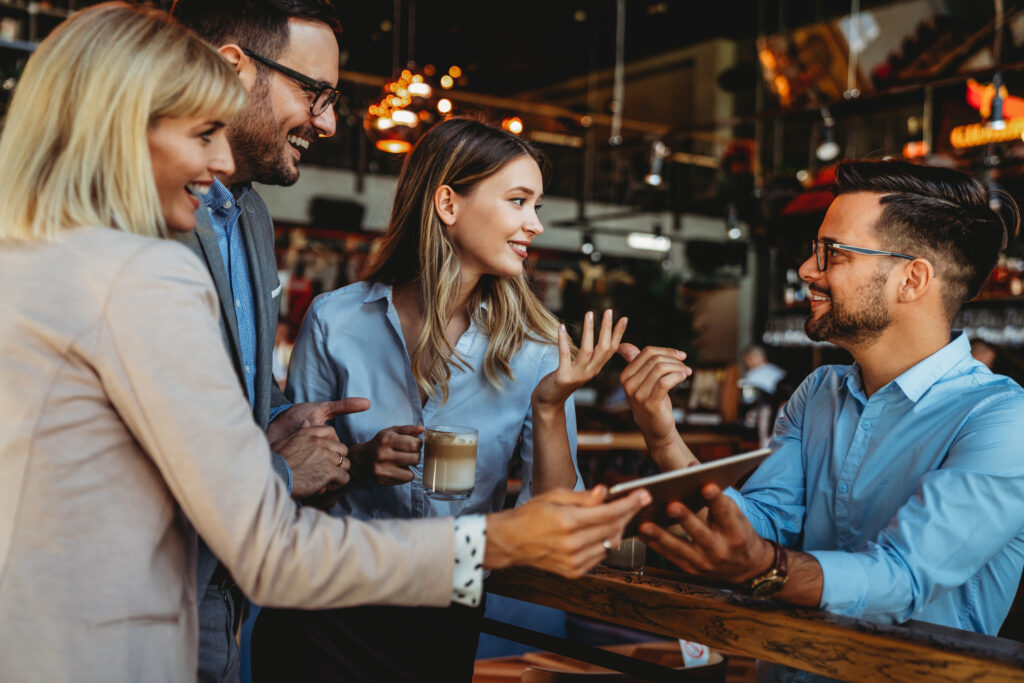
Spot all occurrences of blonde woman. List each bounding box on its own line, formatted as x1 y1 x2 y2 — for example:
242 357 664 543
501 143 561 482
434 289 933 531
0 7 650 681
254 117 628 682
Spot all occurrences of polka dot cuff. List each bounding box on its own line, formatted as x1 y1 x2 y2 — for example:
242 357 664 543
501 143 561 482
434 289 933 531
451 514 486 607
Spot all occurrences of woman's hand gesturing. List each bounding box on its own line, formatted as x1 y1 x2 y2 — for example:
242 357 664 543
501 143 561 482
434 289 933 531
532 309 628 412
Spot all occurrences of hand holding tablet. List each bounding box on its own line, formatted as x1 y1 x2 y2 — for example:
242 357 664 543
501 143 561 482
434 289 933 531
606 448 773 536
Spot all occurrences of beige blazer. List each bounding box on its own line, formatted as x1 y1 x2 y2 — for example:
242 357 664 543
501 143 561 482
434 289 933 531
0 227 454 683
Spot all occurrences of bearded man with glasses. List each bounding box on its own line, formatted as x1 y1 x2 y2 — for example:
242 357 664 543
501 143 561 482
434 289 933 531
168 0 362 680
618 160 1024 682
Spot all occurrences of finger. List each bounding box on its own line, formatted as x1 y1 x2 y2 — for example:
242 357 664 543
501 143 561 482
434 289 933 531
384 433 426 454
568 544 611 577
570 488 652 528
700 483 747 535
664 500 716 549
557 324 572 370
381 450 421 467
638 522 703 570
305 424 342 437
559 516 630 553
579 311 595 358
392 424 426 437
536 485 607 508
595 309 614 353
610 316 628 349
318 398 371 421
617 342 641 363
618 346 686 386
631 358 691 402
588 314 629 372
326 465 349 487
551 544 607 579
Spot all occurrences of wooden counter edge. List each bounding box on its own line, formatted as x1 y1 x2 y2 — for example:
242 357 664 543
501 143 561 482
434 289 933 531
486 566 1024 683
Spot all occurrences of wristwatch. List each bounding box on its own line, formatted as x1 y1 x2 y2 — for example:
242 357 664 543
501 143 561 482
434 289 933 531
749 540 788 599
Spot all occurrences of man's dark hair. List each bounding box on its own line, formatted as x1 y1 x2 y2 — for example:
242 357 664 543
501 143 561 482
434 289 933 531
170 0 341 61
833 160 1018 320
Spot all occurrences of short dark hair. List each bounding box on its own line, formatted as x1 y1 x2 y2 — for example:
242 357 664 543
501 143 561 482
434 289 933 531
833 160 1018 320
170 0 340 60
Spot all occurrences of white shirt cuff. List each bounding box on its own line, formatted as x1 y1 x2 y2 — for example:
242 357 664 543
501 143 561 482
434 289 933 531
451 514 486 607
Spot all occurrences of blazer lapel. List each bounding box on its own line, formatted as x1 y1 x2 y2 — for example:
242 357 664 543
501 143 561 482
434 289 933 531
238 194 280 428
176 209 245 385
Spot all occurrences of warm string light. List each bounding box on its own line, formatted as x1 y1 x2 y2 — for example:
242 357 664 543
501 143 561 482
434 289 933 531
364 67 441 154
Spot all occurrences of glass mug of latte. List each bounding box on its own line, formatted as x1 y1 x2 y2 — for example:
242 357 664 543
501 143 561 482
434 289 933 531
423 425 478 500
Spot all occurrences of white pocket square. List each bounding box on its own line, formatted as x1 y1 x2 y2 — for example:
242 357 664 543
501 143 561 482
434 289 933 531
271 284 282 298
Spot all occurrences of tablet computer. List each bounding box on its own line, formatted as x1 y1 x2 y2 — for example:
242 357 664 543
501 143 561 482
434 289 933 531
607 447 773 535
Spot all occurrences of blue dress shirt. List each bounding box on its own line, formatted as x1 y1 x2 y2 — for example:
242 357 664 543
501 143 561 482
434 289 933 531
287 281 584 520
202 179 258 409
727 332 1024 644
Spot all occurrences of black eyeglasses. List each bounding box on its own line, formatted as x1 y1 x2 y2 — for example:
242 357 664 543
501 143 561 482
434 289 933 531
810 238 916 272
242 48 340 117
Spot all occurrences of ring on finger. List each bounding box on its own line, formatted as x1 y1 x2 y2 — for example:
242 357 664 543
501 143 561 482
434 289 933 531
338 455 345 467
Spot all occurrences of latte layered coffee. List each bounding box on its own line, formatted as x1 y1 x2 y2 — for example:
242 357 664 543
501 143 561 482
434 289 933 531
423 426 477 500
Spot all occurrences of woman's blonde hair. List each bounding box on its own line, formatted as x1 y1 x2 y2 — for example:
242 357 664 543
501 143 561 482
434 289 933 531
364 117 564 403
0 1 246 242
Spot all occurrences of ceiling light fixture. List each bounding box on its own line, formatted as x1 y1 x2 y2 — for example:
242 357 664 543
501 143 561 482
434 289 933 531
627 232 671 252
645 140 669 186
363 0 439 154
815 107 840 162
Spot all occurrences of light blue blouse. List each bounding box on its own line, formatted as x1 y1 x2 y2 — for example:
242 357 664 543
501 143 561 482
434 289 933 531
287 281 582 520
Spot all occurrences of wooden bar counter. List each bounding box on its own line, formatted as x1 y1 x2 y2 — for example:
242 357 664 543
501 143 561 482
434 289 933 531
486 566 1024 682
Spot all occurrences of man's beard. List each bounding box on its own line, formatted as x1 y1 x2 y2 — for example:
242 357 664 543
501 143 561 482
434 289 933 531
805 269 892 347
229 78 302 187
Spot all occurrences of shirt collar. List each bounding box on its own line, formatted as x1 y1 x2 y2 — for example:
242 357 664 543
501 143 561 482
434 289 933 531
201 178 251 213
362 281 393 304
893 330 971 402
361 281 489 313
843 330 971 403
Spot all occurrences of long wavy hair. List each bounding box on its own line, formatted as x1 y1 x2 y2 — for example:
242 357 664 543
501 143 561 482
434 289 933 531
0 2 246 242
364 117 563 403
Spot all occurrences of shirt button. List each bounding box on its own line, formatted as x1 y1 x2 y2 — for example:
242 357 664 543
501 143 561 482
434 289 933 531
839 483 849 494
245 365 251 374
862 422 873 431
235 299 241 308
222 200 232 209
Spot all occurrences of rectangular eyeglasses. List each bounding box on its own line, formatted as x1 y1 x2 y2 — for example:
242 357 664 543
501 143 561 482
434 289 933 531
810 238 916 272
242 48 340 117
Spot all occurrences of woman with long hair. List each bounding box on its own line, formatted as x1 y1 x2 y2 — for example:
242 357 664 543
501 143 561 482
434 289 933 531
0 8 648 680
253 117 627 681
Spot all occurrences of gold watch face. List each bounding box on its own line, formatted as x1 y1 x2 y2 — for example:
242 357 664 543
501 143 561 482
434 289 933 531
751 573 786 599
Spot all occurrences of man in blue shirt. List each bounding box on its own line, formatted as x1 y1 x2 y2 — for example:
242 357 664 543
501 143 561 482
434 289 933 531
619 160 1024 680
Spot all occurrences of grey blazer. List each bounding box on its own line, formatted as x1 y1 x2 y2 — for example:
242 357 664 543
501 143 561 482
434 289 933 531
173 191 291 610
